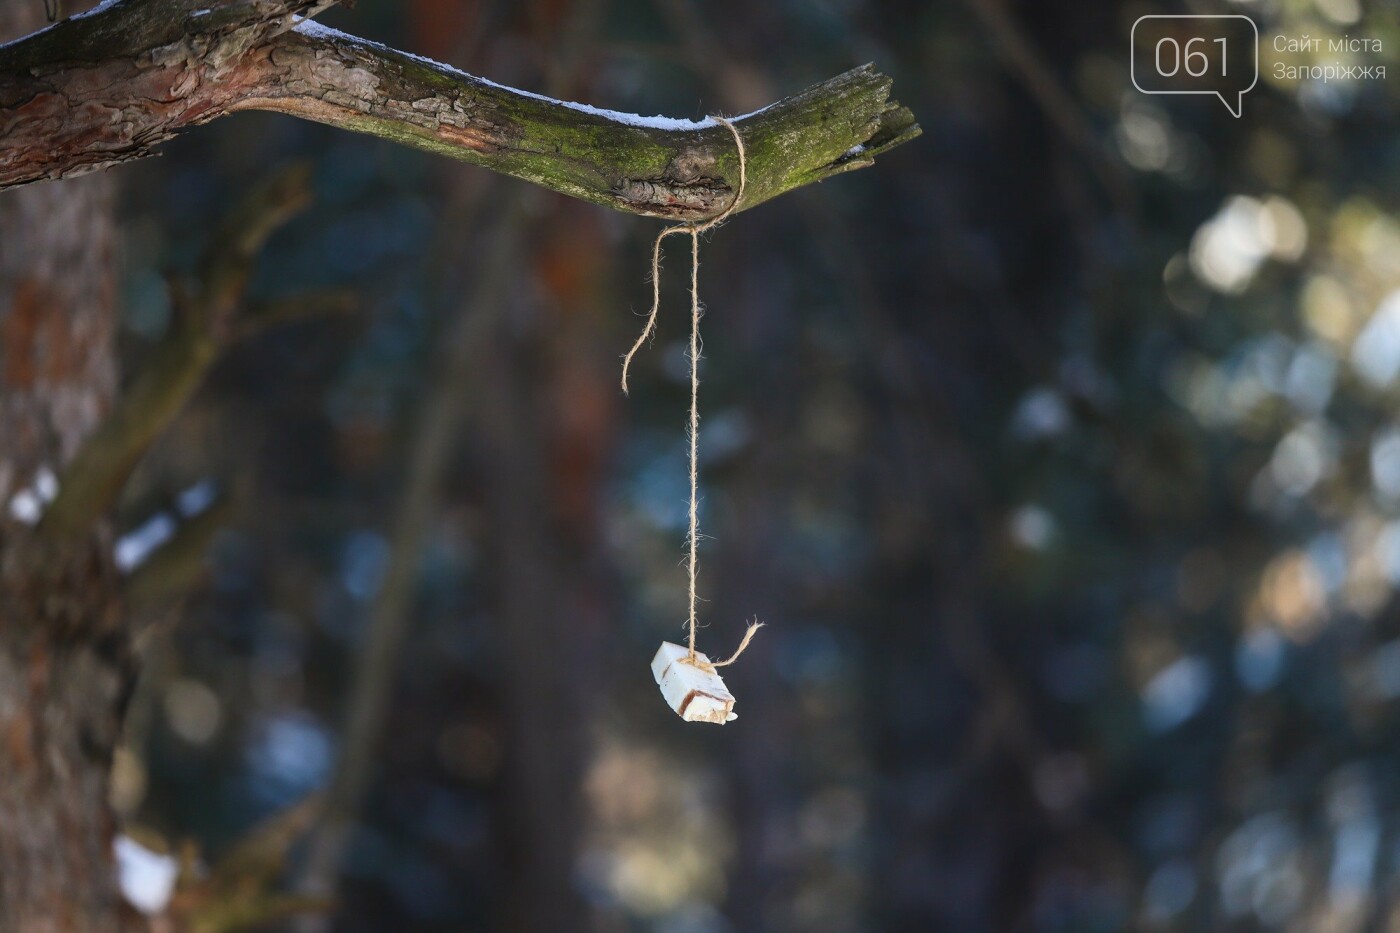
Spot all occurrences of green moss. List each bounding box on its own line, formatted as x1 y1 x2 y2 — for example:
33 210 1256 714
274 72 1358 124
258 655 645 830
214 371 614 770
1 8 920 216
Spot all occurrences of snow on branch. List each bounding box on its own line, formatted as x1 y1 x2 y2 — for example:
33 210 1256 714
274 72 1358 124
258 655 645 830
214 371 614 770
0 0 919 220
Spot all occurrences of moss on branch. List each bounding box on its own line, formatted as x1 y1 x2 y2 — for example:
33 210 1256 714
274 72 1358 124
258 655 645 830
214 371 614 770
0 1 919 220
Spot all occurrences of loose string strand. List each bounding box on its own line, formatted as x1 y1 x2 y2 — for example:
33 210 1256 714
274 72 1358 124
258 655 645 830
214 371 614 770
621 226 687 396
621 116 762 668
710 618 765 669
621 115 749 396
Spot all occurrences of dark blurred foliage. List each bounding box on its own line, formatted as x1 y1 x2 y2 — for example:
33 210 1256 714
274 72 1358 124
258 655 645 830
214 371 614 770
100 0 1400 929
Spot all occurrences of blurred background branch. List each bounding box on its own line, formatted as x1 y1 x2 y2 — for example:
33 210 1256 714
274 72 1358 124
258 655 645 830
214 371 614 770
40 164 332 536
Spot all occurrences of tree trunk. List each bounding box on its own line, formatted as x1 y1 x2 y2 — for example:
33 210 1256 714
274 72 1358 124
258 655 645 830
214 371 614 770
0 6 132 929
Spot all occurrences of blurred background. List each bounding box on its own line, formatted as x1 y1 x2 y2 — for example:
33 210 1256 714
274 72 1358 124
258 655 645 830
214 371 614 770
66 0 1400 928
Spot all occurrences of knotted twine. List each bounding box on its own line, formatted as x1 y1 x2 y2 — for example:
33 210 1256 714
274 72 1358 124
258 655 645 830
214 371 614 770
622 115 764 672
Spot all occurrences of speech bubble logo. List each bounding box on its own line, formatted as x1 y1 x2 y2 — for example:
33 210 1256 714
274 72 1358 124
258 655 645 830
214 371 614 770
1131 15 1259 118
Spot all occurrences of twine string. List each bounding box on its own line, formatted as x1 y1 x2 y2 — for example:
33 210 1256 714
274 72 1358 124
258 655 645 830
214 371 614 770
621 115 748 395
621 116 763 668
685 227 703 659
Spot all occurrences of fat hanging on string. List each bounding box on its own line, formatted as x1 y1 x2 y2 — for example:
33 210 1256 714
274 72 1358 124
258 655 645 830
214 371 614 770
621 116 764 724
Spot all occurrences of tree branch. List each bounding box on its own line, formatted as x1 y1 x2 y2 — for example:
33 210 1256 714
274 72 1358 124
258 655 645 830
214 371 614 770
123 491 235 608
0 0 919 218
236 288 356 340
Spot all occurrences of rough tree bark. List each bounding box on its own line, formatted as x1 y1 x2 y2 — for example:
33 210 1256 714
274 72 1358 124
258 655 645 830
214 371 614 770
0 0 918 220
0 0 919 928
